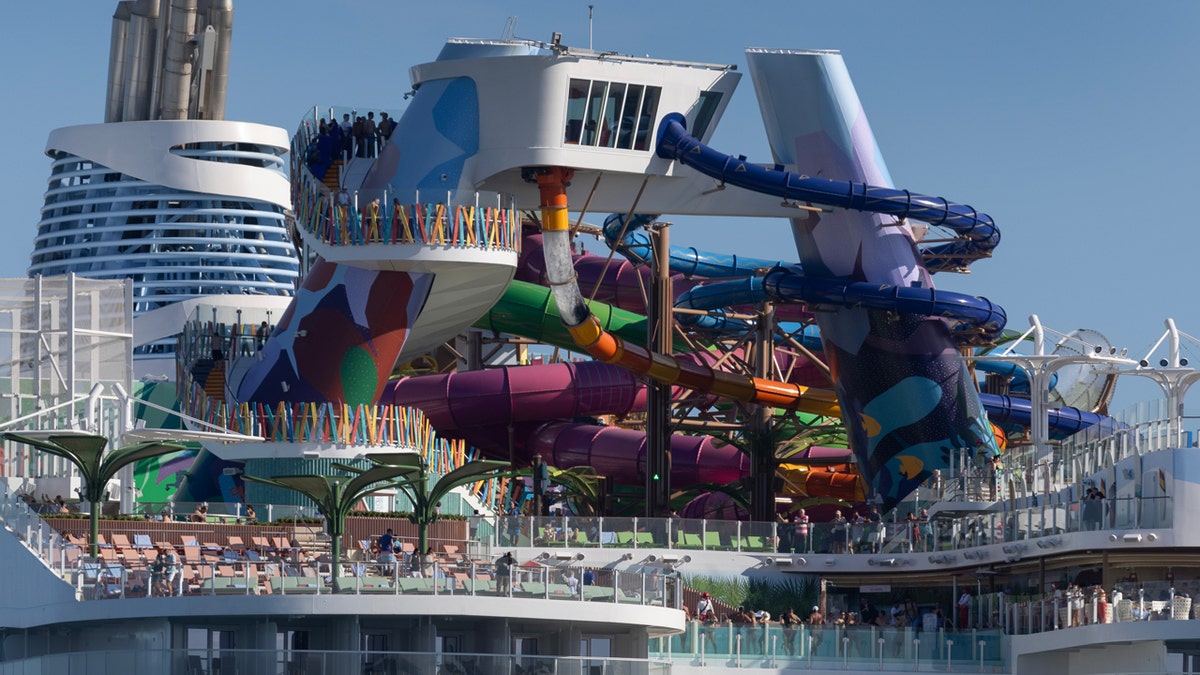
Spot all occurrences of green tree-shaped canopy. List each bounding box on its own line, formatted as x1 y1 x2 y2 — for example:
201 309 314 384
2 431 187 557
335 453 510 554
242 463 421 578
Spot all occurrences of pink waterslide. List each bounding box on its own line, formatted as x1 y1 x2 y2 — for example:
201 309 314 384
382 360 749 485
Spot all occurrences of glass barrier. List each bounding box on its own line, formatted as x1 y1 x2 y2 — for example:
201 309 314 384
0 647 671 675
62 554 681 609
1004 583 1197 632
492 505 1175 557
653 623 1006 670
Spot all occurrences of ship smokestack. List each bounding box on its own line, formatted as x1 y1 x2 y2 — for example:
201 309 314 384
159 0 198 120
118 0 159 121
104 2 132 122
203 0 233 120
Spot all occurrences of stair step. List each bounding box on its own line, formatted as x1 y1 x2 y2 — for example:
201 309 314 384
203 361 225 399
322 159 344 190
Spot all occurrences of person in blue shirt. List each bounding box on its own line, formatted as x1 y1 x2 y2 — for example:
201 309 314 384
377 528 396 575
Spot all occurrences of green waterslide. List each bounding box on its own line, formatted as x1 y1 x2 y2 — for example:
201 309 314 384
472 279 691 353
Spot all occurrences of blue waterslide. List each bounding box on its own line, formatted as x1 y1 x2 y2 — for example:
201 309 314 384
603 210 1002 342
980 393 1119 439
602 213 788 279
653 114 1006 345
655 113 1001 265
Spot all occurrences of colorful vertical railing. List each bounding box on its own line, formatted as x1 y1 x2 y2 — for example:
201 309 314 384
290 167 520 253
180 378 504 510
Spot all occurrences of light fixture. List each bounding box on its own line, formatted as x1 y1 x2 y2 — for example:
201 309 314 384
658 554 680 564
620 552 634 561
1147 533 1159 542
555 552 584 561
1123 533 1143 543
536 552 551 561
1001 543 1028 555
824 558 836 565
868 558 898 567
1036 537 1063 549
929 553 957 564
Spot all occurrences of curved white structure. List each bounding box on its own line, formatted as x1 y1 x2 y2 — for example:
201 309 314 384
30 120 300 324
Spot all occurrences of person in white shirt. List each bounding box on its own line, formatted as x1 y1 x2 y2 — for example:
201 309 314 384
697 591 714 616
339 113 354 160
564 569 580 595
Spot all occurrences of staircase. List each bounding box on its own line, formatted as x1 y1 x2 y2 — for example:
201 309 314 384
322 158 344 191
201 359 225 399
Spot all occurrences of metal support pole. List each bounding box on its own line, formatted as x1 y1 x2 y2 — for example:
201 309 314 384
645 224 672 518
750 301 777 522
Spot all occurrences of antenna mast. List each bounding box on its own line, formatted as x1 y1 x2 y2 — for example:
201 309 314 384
588 5 594 50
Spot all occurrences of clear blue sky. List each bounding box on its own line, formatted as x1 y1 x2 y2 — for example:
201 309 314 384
3 1 1199 413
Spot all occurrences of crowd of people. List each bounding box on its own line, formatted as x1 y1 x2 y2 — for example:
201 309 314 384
18 492 73 514
305 110 398 181
777 506 936 554
683 594 949 657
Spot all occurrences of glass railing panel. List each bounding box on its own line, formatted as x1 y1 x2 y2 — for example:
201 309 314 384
654 626 1010 670
527 515 569 547
556 515 597 546
596 516 636 548
738 521 776 552
65 553 685 608
494 515 523 547
673 518 707 550
0 649 671 675
638 517 671 549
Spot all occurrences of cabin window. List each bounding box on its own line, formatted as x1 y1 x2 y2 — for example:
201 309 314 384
565 79 661 151
691 90 723 141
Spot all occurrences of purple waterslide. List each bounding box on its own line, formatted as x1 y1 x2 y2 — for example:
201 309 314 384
382 360 750 485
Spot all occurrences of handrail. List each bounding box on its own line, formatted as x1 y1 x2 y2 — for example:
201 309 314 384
0 393 93 431
66 556 681 608
0 647 672 675
292 171 520 252
176 377 509 510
